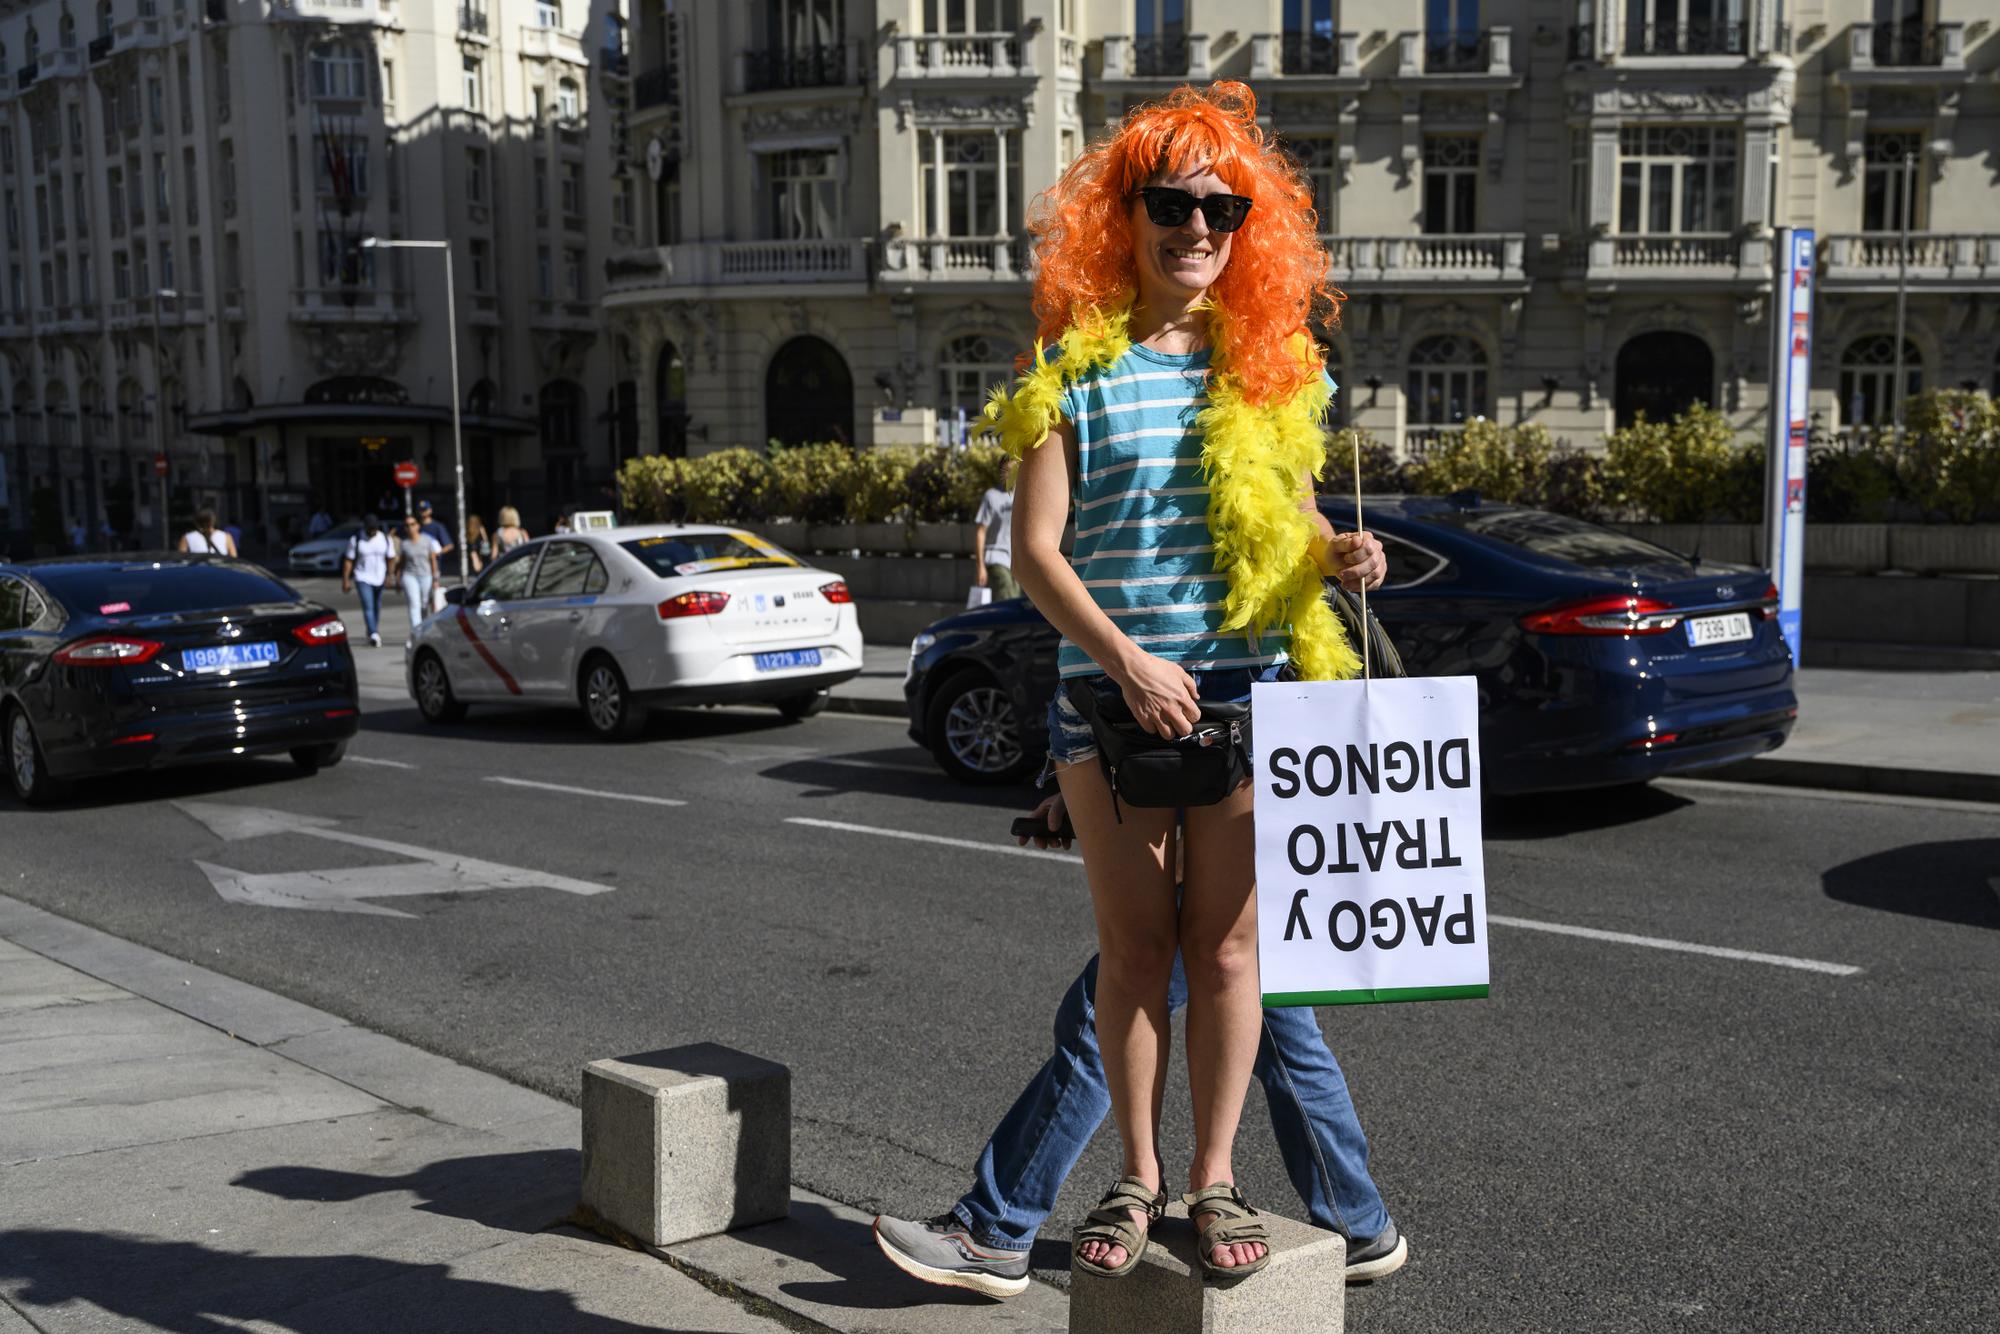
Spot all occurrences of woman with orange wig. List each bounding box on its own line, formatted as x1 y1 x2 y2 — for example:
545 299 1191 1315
982 82 1387 1281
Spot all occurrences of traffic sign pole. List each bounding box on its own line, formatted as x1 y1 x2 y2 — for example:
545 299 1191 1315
394 460 419 520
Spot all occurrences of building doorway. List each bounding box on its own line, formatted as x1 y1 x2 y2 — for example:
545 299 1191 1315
765 335 853 446
1615 330 1715 428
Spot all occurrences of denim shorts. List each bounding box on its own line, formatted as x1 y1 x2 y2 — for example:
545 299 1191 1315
1039 663 1286 786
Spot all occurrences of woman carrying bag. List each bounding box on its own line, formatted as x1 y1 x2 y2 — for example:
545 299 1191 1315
993 82 1384 1283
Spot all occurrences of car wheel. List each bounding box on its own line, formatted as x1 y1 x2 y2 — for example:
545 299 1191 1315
926 671 1035 785
776 689 830 722
413 651 468 724
581 654 647 741
290 741 347 774
5 706 70 806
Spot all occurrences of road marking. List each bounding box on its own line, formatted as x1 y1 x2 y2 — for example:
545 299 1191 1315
1661 775 2000 817
1486 914 1861 977
347 755 416 770
785 817 1082 863
174 800 612 916
485 777 687 807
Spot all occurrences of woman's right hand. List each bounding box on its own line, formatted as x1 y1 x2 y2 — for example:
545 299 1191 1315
1114 652 1201 740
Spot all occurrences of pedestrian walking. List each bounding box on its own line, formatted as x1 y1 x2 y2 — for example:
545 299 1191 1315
178 508 238 557
875 81 1387 1288
306 506 334 538
464 514 491 574
415 500 456 565
972 460 1020 602
492 506 530 555
391 515 441 634
340 516 394 647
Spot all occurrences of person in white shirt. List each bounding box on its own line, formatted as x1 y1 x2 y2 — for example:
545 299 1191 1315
178 509 238 557
340 516 394 647
973 461 1020 601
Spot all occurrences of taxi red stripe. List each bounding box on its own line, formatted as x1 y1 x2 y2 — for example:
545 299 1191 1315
455 608 522 695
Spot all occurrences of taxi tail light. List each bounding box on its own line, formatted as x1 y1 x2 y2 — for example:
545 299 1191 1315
1757 581 1780 620
1519 595 1683 637
658 590 730 620
293 614 349 644
820 580 853 605
53 635 162 665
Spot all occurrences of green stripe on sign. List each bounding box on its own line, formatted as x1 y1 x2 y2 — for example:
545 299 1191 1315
1261 984 1490 1008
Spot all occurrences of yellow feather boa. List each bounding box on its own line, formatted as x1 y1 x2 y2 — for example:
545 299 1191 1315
978 303 1359 682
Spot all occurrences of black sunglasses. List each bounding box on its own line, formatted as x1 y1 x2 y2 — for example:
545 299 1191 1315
1136 186 1254 233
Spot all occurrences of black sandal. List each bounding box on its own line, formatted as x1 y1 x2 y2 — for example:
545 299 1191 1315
1072 1176 1167 1278
1183 1182 1273 1282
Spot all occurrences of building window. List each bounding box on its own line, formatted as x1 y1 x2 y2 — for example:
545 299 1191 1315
135 244 149 293
1617 125 1737 233
465 148 487 203
73 172 87 237
1568 128 1589 231
536 0 560 28
159 241 174 292
1425 0 1482 67
112 251 131 300
148 77 164 131
533 159 548 214
1282 0 1337 73
564 247 584 299
938 332 1014 417
469 238 489 292
1283 134 1338 235
765 147 842 240
613 176 633 228
1862 130 1924 232
1838 335 1922 427
187 238 200 294
309 41 367 100
462 56 482 112
924 0 1019 32
1406 334 1489 426
536 245 552 299
317 233 375 287
556 78 580 121
1422 135 1479 234
315 133 369 199
919 131 1019 237
154 154 168 220
560 162 582 217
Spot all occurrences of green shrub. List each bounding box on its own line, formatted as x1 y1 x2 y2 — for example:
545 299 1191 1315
1604 404 1744 522
766 443 851 524
836 447 917 523
618 455 687 522
1405 419 1559 504
1902 388 2000 522
1807 443 1899 522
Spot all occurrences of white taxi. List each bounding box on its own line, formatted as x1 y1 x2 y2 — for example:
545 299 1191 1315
404 524 864 739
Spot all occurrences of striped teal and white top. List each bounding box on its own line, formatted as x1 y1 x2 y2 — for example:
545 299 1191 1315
1055 342 1315 681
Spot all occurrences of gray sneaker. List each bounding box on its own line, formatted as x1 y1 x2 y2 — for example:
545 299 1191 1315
1345 1220 1409 1282
874 1212 1031 1298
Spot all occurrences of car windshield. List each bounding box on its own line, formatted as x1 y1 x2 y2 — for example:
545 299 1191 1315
619 532 800 578
1414 508 1691 570
36 563 300 618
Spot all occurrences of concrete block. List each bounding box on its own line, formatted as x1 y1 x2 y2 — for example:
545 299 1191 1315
580 1043 789 1248
1070 1202 1346 1334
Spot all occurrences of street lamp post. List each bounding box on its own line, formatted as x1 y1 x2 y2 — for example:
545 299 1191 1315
361 236 468 586
149 288 178 550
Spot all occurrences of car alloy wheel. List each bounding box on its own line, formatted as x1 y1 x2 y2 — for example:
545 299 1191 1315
414 653 465 723
582 656 646 740
942 683 1024 778
8 710 34 796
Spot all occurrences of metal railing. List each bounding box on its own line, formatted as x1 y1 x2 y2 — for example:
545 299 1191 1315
634 65 675 108
457 3 486 35
1625 19 1746 55
742 43 854 93
1129 34 1189 76
1280 31 1341 74
1424 32 1485 72
881 235 1032 281
1871 22 1940 66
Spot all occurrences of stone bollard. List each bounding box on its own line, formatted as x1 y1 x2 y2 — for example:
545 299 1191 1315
580 1043 791 1247
1069 1202 1346 1334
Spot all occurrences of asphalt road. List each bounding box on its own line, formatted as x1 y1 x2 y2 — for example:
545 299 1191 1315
4 677 1996 1333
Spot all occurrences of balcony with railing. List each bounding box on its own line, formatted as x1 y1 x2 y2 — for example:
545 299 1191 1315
1323 233 1526 287
1818 232 2000 287
289 287 412 322
1841 20 1965 75
1251 30 1360 79
604 239 871 296
87 34 115 63
879 235 1033 285
1396 28 1515 78
740 43 861 93
892 31 1031 79
1100 32 1199 80
519 23 587 64
457 3 486 36
634 65 676 109
1625 19 1747 56
1566 230 1771 281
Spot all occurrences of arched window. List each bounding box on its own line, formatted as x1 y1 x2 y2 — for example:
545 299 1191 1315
937 332 1012 420
309 40 367 100
24 24 39 65
538 380 583 453
1405 334 1488 425
556 78 580 121
1615 330 1715 428
79 380 105 443
765 336 853 447
655 341 687 459
58 10 77 51
1838 335 1922 427
466 378 498 418
97 2 111 38
45 382 71 448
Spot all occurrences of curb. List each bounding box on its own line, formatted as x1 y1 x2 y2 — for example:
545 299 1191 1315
824 694 905 720
1698 757 2000 806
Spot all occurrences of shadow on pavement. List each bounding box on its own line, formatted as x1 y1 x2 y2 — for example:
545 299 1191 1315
358 701 813 748
1483 783 1696 841
0 1228 712 1333
1822 839 2000 929
4 756 319 812
231 1148 578 1233
716 1199 1001 1311
757 754 1034 813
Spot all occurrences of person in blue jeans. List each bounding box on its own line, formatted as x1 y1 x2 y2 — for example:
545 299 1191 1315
874 793 1409 1298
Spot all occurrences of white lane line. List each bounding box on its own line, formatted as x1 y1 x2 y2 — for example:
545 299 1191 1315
1660 775 2000 817
784 816 1860 975
484 777 688 807
1487 914 1861 977
346 756 416 770
785 817 1082 863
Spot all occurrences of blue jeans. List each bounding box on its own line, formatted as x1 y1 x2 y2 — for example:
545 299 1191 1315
354 580 383 638
952 954 1390 1250
400 570 433 632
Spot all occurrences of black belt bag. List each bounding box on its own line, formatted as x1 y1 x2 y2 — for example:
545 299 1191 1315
1065 679 1251 813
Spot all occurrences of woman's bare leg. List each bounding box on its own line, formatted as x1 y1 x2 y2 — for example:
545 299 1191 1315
1056 757 1178 1270
1179 781 1267 1269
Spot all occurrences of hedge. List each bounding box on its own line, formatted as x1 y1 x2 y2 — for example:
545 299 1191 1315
619 441 1010 526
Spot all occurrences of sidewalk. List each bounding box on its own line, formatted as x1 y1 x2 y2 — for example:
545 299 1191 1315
0 895 1069 1334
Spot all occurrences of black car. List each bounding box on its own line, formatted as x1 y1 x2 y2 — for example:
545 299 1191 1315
0 556 359 803
904 496 1796 794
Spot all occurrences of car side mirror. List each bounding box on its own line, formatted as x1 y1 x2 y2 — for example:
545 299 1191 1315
444 586 466 607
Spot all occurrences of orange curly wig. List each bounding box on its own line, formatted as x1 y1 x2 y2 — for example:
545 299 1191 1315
1027 81 1339 408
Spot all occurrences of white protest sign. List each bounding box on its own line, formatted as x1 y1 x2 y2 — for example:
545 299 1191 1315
1252 676 1488 1006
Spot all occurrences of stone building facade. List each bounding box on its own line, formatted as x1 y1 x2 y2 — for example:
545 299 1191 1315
0 0 633 548
608 0 1998 462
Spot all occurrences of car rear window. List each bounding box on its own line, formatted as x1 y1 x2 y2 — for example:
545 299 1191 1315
36 563 300 618
1413 508 1691 570
619 532 800 578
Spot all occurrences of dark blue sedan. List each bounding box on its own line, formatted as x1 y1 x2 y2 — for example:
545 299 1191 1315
903 496 1796 794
